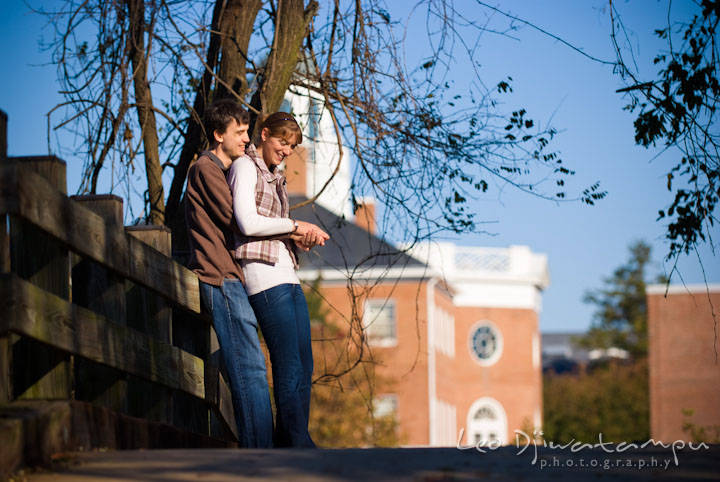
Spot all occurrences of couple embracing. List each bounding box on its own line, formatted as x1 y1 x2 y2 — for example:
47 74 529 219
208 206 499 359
185 99 328 448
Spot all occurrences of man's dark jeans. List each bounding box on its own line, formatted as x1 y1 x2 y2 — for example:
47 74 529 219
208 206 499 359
200 279 273 448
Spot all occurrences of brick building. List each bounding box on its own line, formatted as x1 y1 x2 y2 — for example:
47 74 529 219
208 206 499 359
646 284 720 442
281 87 548 446
290 194 547 446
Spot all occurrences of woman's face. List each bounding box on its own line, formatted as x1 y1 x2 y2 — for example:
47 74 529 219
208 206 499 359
260 129 297 169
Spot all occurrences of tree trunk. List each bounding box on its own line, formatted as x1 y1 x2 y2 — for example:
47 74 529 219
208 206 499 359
127 0 165 225
250 0 319 136
165 0 317 230
165 0 261 228
216 0 263 100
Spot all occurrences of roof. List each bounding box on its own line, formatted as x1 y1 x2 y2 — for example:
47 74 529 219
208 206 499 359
289 195 427 275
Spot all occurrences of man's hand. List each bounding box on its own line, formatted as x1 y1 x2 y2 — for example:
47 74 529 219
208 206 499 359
292 237 312 252
290 234 323 252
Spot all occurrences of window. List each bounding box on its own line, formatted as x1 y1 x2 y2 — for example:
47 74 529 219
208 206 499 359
434 306 455 357
473 406 496 421
364 299 397 346
466 397 508 446
468 321 503 366
373 394 398 419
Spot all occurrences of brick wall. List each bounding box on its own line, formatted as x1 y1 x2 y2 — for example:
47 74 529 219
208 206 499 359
647 286 720 442
451 306 541 444
311 278 542 446
312 280 431 445
284 145 308 196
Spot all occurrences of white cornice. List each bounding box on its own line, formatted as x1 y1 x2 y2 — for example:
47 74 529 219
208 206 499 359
646 283 720 295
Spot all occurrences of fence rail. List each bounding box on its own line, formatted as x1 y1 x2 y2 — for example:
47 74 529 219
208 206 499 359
0 112 236 469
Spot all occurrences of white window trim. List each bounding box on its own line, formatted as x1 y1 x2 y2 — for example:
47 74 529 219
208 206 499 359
434 306 456 358
363 298 398 347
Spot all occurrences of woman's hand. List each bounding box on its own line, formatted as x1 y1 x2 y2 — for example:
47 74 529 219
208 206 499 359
290 221 329 250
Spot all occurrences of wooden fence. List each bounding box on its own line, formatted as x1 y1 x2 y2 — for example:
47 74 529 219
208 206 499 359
0 111 237 473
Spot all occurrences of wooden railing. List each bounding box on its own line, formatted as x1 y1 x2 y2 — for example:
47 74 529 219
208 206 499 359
0 111 237 455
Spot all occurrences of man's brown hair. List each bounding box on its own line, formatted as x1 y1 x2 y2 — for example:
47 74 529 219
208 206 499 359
204 99 250 145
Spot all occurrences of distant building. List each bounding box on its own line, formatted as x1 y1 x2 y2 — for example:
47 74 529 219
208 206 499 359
540 332 631 375
408 242 548 446
540 332 589 374
647 283 720 442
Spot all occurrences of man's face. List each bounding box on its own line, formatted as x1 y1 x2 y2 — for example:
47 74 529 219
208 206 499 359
216 119 250 160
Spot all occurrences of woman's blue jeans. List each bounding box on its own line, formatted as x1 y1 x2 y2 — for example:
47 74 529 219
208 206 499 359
249 283 316 448
199 279 274 448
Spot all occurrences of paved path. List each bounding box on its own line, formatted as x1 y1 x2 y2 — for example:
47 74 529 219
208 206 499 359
21 445 720 481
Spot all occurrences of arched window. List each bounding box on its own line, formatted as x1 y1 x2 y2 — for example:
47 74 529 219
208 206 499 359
466 397 508 445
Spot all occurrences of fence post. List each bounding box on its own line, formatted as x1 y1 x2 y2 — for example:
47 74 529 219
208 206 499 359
0 110 8 402
125 225 173 424
70 194 128 413
0 109 7 163
172 302 212 436
125 225 172 342
7 155 71 400
0 110 8 274
209 327 227 438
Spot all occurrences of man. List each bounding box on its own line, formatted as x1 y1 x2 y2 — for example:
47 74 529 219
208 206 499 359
184 99 319 447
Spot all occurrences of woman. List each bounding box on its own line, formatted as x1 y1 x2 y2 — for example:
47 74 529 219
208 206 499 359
227 112 328 448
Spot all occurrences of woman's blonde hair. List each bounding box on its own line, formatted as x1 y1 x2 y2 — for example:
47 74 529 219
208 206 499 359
257 112 302 145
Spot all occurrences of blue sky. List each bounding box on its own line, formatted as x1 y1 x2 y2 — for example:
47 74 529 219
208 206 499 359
0 1 717 333
398 0 719 331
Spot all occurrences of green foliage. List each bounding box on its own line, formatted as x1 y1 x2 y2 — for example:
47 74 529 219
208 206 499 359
577 240 666 358
682 408 720 443
614 0 720 260
543 359 649 444
304 276 330 327
309 358 401 448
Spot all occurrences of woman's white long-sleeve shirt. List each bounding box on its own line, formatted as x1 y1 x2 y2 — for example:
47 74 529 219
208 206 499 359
227 155 299 296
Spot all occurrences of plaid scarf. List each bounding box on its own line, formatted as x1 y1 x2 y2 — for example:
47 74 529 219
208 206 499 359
233 144 298 268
